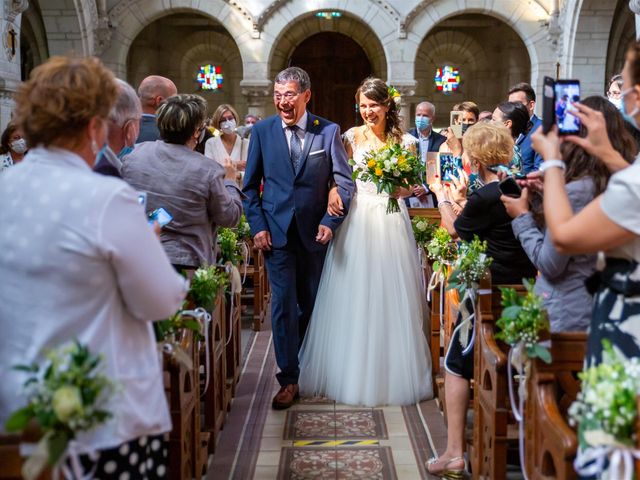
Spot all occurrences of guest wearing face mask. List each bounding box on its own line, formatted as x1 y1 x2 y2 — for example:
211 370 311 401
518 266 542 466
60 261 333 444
204 104 249 179
608 73 640 148
94 79 142 178
0 122 27 172
438 101 479 157
407 101 446 207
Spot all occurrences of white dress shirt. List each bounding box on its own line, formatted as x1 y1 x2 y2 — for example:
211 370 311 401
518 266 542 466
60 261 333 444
282 111 308 153
0 147 188 452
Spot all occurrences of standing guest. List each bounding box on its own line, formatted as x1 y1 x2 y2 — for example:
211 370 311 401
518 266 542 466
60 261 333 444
407 101 446 207
508 82 543 173
204 104 249 174
244 114 259 126
492 101 532 173
606 74 623 109
501 96 636 332
0 122 26 171
94 79 142 178
532 41 640 366
239 113 260 139
123 94 243 269
478 110 493 122
438 101 479 157
136 75 177 143
0 56 187 478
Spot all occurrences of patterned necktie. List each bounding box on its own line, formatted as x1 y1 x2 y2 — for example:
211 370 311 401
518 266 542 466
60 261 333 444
288 125 302 172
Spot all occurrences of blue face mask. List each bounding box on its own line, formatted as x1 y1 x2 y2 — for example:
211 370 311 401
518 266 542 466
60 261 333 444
621 87 640 131
415 116 431 131
118 145 134 159
95 143 122 171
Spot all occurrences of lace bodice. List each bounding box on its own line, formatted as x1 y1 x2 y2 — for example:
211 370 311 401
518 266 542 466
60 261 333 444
344 128 418 196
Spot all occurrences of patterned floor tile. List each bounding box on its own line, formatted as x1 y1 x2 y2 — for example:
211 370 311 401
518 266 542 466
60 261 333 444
278 447 397 480
284 410 388 440
299 395 334 405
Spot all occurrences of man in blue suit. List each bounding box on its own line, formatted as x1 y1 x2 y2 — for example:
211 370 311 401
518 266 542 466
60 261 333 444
243 67 355 409
408 101 446 207
508 82 542 173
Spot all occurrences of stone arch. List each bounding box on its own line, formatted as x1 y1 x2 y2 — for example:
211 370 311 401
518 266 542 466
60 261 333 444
36 0 96 56
126 12 245 115
19 1 49 80
104 0 253 79
606 0 635 82
413 14 531 120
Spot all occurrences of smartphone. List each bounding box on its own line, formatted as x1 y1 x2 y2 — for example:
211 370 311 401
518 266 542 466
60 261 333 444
449 111 463 139
487 165 527 179
554 79 581 135
137 192 147 207
439 153 463 182
148 207 173 227
499 177 522 198
542 76 555 134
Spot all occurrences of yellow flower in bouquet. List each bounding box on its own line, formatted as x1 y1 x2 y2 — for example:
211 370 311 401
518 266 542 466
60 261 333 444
350 143 423 214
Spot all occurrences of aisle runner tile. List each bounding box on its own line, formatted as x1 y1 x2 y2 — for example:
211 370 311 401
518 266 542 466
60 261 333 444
284 410 388 440
278 446 398 480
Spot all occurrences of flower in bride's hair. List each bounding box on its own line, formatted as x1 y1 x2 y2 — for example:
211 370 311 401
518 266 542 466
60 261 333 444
387 86 401 106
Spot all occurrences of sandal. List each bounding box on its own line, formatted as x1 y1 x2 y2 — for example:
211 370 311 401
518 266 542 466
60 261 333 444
426 455 466 479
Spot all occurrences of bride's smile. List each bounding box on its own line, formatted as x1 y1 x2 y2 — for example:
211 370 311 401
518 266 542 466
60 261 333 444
359 94 389 130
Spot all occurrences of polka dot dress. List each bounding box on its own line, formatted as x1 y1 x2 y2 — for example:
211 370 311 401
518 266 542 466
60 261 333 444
68 434 167 479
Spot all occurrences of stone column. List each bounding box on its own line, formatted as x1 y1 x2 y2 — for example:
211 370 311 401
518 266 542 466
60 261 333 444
240 80 272 120
393 81 417 132
631 1 640 40
0 0 29 132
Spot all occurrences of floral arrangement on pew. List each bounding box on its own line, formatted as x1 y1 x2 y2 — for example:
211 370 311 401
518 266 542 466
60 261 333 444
569 341 640 480
425 226 458 323
350 143 423 214
495 279 551 478
411 217 439 291
5 341 113 480
190 265 229 311
446 236 493 352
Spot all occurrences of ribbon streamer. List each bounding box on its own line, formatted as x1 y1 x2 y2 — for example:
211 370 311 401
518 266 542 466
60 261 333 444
181 308 211 396
239 241 250 284
224 263 242 347
574 444 640 480
507 342 531 480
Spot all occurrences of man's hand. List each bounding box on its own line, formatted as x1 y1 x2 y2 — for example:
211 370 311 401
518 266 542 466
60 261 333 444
327 186 344 216
253 230 272 251
223 158 237 181
316 225 333 245
412 185 428 200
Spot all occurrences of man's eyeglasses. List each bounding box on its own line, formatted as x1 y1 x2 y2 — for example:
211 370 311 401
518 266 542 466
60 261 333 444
273 91 300 102
607 91 622 99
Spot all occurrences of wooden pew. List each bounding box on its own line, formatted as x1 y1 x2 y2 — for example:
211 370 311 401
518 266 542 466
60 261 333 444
524 332 586 480
241 242 267 331
225 289 242 405
0 432 52 480
470 275 525 480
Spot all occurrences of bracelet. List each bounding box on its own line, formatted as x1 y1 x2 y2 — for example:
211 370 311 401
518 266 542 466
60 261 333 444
539 159 566 174
438 200 453 207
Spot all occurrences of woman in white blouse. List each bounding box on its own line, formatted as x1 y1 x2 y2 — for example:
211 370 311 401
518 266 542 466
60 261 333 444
204 104 248 176
0 122 26 171
0 57 187 478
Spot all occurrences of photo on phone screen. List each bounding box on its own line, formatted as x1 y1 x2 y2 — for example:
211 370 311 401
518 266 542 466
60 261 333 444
148 207 173 227
438 153 463 182
554 80 581 135
542 76 555 134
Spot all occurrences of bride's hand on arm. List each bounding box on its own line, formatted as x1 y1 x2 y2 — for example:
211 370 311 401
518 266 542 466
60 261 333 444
391 187 412 199
327 186 344 216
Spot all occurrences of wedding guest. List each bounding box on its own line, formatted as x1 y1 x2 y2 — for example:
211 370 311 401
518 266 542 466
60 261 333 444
94 78 142 178
122 94 243 270
427 122 536 477
492 101 531 173
606 74 623 109
204 104 249 174
501 96 636 332
478 110 493 122
439 101 479 157
0 56 187 477
532 41 640 367
136 75 177 143
0 122 26 171
508 82 543 173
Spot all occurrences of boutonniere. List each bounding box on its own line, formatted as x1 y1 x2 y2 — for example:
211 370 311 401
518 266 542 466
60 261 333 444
313 119 319 126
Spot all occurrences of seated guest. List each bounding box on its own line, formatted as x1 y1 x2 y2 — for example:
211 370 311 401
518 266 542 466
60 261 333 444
501 96 636 332
94 79 142 177
408 101 446 207
0 56 187 477
204 104 249 176
122 94 243 269
508 82 543 173
136 75 177 143
427 122 536 477
0 122 26 171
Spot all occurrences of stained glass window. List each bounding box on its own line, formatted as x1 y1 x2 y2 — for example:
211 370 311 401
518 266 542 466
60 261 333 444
434 66 460 93
197 65 223 91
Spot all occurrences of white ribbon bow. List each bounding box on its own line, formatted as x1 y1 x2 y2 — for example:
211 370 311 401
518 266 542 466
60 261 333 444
575 443 640 480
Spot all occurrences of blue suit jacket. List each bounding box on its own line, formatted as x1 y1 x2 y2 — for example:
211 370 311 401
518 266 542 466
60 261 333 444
242 113 354 252
136 115 160 144
408 128 447 153
518 115 543 173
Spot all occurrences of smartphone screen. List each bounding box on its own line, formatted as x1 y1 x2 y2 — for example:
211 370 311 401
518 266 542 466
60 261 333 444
542 77 555 134
149 207 173 227
439 153 463 182
499 177 522 198
554 80 581 135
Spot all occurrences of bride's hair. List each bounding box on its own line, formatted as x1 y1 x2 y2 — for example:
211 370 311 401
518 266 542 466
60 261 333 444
355 77 403 143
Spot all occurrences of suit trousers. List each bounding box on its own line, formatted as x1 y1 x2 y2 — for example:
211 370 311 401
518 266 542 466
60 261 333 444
264 219 327 386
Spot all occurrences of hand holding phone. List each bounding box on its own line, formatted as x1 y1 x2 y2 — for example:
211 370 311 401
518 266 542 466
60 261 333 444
148 207 173 228
498 177 522 198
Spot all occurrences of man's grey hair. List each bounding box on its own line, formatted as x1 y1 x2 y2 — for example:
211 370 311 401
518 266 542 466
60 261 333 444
274 67 311 92
416 101 436 115
109 79 142 126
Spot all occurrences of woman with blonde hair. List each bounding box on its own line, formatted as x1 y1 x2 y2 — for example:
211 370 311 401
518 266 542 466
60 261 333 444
204 104 248 175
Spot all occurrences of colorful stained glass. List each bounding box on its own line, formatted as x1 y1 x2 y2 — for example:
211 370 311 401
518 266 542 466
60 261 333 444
197 65 223 91
434 66 460 93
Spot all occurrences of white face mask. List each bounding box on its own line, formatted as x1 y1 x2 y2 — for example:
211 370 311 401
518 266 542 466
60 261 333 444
220 119 236 134
10 138 27 154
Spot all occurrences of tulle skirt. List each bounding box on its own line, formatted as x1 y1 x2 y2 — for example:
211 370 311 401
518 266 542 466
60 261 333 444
298 191 433 406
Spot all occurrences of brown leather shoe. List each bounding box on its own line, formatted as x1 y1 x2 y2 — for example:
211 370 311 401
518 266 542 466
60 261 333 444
272 384 299 410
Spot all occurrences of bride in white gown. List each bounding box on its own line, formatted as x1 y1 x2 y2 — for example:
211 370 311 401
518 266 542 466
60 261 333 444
298 77 433 406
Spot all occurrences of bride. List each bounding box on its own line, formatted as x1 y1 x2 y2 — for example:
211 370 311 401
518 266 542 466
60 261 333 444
298 77 433 406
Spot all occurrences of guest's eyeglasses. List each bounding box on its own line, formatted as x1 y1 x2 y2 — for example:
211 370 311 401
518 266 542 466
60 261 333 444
607 90 622 99
273 91 300 102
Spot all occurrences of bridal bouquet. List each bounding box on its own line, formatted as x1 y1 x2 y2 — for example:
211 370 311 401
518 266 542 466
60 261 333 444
350 143 423 213
569 341 640 479
5 341 113 478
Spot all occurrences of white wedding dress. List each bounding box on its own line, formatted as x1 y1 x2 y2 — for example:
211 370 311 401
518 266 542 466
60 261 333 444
298 129 433 406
